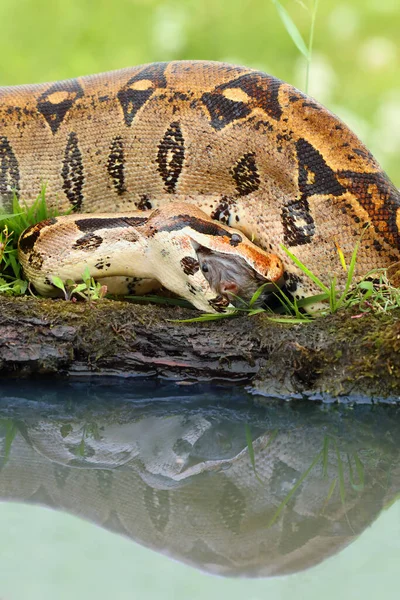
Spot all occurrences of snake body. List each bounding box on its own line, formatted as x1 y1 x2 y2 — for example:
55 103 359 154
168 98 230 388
18 202 283 311
1 61 399 303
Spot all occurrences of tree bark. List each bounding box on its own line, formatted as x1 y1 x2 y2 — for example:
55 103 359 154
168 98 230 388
0 295 399 401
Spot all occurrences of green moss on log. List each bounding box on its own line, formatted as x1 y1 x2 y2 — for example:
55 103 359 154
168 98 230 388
0 295 399 402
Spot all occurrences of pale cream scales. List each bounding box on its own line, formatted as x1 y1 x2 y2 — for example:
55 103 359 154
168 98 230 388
18 203 284 312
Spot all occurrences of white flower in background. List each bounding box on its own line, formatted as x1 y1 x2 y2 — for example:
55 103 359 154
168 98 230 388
331 95 400 177
367 0 398 14
152 4 187 56
372 92 400 155
358 37 397 71
328 5 359 41
294 54 337 103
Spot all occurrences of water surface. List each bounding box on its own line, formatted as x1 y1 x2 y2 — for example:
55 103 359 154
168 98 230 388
0 379 398 598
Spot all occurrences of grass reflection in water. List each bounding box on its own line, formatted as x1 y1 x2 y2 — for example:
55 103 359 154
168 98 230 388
0 379 399 578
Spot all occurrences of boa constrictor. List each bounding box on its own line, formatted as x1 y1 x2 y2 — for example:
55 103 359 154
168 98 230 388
18 202 283 311
1 61 399 306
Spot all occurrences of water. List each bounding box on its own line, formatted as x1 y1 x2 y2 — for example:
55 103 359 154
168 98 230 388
0 379 399 599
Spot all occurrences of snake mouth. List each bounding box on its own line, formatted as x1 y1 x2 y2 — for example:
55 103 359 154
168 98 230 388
224 279 274 308
195 243 284 305
249 274 286 306
227 267 286 305
220 270 286 308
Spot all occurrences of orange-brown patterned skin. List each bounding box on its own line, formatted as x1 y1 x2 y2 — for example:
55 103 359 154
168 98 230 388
2 61 399 299
18 203 284 311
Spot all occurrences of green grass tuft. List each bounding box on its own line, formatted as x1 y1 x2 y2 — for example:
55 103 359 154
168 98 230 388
51 267 108 302
0 187 70 295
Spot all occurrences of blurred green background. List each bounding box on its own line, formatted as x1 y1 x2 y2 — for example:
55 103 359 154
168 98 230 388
0 0 399 185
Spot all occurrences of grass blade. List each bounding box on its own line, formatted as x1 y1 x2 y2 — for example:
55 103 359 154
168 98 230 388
280 244 330 293
296 292 329 307
329 276 337 312
244 424 258 475
266 315 311 324
248 281 272 308
305 0 319 93
335 241 348 272
267 449 323 527
347 452 365 492
247 307 267 316
170 310 238 323
0 420 18 468
320 478 337 515
271 0 309 58
336 445 346 504
337 237 362 308
51 276 66 292
335 442 355 533
322 436 330 477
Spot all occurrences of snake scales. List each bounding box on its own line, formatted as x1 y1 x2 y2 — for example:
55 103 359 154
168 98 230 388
18 203 283 311
0 61 399 306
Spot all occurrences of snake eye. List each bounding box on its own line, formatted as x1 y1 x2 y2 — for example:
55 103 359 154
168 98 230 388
230 233 242 246
202 263 209 273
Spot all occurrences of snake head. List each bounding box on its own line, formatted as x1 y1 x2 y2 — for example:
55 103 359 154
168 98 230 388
192 242 283 307
146 203 285 311
147 203 284 288
184 218 284 307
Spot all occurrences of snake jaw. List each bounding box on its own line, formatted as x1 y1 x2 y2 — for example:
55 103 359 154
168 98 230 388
264 255 285 285
187 227 285 288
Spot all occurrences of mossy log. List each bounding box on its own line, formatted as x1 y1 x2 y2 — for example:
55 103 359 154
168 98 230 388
0 295 399 401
